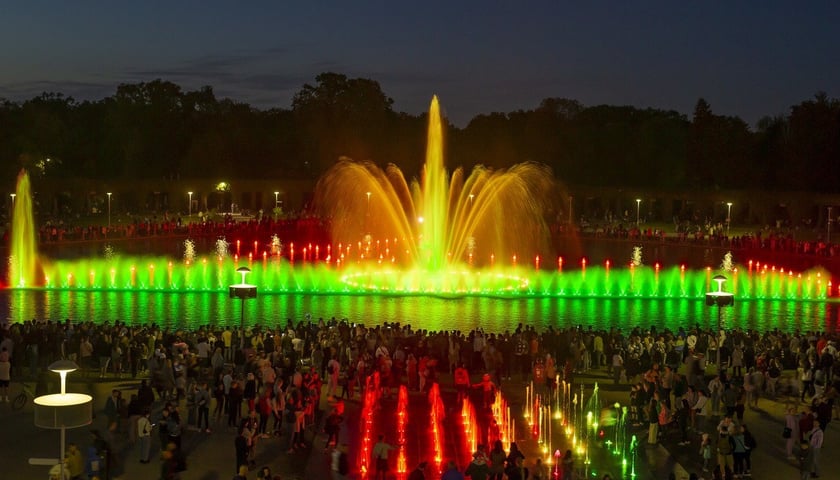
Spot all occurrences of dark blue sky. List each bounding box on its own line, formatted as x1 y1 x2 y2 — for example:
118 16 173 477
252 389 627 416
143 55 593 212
1 1 838 126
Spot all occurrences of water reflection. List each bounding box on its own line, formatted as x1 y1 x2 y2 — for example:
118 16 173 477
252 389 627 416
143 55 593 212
1 290 836 333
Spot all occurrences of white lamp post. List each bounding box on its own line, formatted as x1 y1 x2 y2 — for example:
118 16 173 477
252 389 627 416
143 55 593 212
188 191 193 217
274 191 280 209
726 202 733 237
106 193 112 228
10 193 15 218
569 196 573 226
229 266 256 349
635 199 641 227
32 360 92 480
705 275 734 373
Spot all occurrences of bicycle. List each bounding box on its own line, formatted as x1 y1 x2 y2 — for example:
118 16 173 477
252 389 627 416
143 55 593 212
11 382 34 411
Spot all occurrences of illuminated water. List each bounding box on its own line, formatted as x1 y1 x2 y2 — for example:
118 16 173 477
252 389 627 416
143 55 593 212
314 96 555 269
1 288 837 332
8 170 40 288
4 96 839 332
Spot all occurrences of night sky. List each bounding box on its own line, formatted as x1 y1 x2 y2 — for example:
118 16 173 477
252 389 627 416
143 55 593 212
1 1 838 127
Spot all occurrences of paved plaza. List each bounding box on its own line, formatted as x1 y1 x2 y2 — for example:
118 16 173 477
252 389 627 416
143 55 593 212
1 363 838 480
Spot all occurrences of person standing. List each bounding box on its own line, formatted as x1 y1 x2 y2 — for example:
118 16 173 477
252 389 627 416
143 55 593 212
372 434 397 480
196 382 211 433
137 410 153 463
798 440 812 480
612 350 624 384
331 443 350 480
234 428 248 474
808 423 823 478
742 423 756 476
784 406 800 459
731 425 747 477
326 355 341 399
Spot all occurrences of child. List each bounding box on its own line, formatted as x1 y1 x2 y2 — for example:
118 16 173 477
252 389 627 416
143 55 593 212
797 440 811 480
699 433 712 472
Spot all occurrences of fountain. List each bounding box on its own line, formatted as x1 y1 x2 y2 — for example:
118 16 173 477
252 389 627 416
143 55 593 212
8 170 42 288
2 98 835 329
314 96 555 271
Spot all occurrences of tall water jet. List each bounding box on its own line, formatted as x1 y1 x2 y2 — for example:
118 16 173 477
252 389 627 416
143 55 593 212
314 96 557 271
9 169 40 287
422 96 448 269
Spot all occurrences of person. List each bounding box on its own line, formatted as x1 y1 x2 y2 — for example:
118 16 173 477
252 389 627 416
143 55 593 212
408 461 427 480
505 457 528 480
372 434 397 480
692 389 710 434
798 440 811 480
195 381 211 433
731 425 747 478
256 466 272 479
234 428 249 474
612 350 624 384
104 389 123 431
807 423 823 478
454 364 470 403
232 465 248 480
465 451 492 480
325 406 343 449
332 443 351 480
716 429 734 479
647 395 660 444
506 442 525 469
159 444 178 480
65 443 84 480
699 433 712 472
488 440 507 480
472 373 497 408
137 409 153 463
530 458 548 480
784 406 800 459
742 423 756 475
561 449 574 480
442 460 464 480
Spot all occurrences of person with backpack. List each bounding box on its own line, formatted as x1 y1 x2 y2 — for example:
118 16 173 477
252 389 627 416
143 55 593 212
716 430 734 479
731 425 748 477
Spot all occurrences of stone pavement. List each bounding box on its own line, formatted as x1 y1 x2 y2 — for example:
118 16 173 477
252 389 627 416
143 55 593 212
0 375 333 480
3 367 838 480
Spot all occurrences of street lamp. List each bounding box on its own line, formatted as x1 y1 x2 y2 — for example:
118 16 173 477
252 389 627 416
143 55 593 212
32 360 92 480
9 193 15 218
188 191 193 217
274 191 280 209
106 192 112 228
229 266 256 349
726 202 733 237
705 274 734 373
635 199 641 227
569 196 573 227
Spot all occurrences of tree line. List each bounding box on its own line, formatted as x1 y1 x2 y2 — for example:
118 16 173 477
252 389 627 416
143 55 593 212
1 72 838 192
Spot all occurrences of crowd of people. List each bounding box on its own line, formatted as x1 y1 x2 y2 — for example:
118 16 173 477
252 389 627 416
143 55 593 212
2 315 840 479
